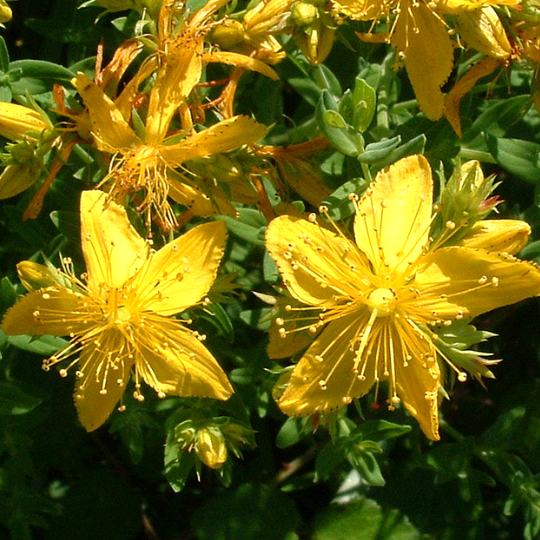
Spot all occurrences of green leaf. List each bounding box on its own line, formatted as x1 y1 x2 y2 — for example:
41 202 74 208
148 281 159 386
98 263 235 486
313 64 342 97
164 434 195 492
222 208 266 246
323 176 369 220
316 90 361 157
315 442 347 480
346 443 385 486
193 483 300 540
0 36 10 73
0 382 41 415
314 498 422 540
354 419 412 442
358 136 401 164
352 78 376 132
464 96 532 143
276 417 308 448
485 134 540 183
7 334 67 356
9 60 74 95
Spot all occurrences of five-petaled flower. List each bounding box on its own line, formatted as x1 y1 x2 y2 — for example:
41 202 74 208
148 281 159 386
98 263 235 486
2 190 233 431
266 154 540 440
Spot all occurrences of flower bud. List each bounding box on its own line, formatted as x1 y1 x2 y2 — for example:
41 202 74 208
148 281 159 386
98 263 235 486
0 163 38 199
0 102 48 142
291 2 318 26
211 20 245 48
16 261 59 292
0 0 12 23
195 428 228 469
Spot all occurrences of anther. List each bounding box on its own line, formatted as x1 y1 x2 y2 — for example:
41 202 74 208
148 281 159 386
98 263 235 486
458 372 467 382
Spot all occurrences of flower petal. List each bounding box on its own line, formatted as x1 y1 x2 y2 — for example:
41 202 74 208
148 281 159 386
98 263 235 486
134 220 227 316
73 72 140 151
392 319 441 440
278 313 376 416
266 215 371 306
2 287 91 337
135 323 233 399
454 219 530 255
159 116 266 166
391 1 453 120
415 246 540 319
75 344 134 432
80 191 149 291
354 155 433 275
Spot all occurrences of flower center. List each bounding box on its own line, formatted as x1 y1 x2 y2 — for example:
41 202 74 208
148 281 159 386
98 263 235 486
114 306 132 325
367 287 396 317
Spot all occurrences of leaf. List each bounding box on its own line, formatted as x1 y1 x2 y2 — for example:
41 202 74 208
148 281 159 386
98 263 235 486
7 334 68 356
316 90 361 157
0 35 10 73
354 419 412 442
315 442 347 480
222 208 266 246
485 134 540 183
464 95 531 143
314 498 422 540
352 77 376 132
9 60 74 95
193 483 300 540
346 442 385 487
358 136 401 164
323 176 369 220
276 417 308 448
0 382 41 415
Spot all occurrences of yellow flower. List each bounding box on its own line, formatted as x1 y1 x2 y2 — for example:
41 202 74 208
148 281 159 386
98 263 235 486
266 155 540 440
2 190 233 431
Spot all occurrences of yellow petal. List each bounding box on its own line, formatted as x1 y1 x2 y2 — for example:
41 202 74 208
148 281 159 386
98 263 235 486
75 345 134 432
415 246 540 319
0 102 47 141
455 220 531 255
73 72 140 151
444 56 500 137
80 190 149 290
278 313 375 415
354 155 433 275
160 116 267 166
266 215 371 306
391 1 454 121
203 51 279 80
392 319 441 440
456 6 512 59
135 324 233 399
134 220 227 316
1 287 90 336
168 175 238 216
144 35 203 144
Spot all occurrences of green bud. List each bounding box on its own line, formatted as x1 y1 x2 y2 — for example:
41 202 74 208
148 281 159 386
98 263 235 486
291 2 318 27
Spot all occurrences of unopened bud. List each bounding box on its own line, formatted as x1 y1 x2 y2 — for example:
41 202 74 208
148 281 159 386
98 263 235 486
196 428 228 470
